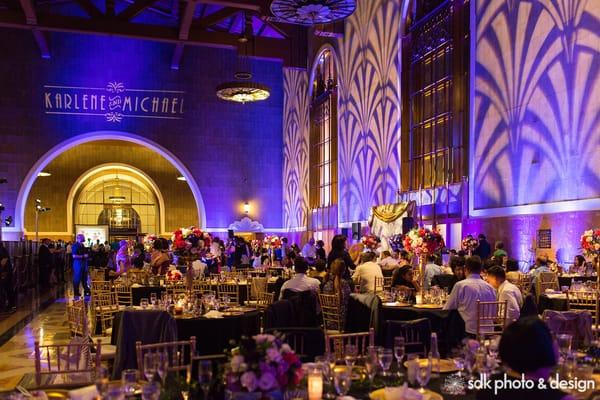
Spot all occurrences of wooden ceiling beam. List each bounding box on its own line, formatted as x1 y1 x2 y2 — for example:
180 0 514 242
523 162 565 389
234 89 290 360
18 0 51 58
171 0 196 70
118 0 159 20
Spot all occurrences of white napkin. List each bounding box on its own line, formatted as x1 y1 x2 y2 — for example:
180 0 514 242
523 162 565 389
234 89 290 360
384 383 424 400
203 310 224 319
69 385 98 400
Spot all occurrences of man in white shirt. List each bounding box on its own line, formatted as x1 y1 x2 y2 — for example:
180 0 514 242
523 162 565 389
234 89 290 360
378 251 399 274
301 238 317 262
352 252 384 293
443 256 497 336
423 254 443 290
279 257 321 300
485 266 523 325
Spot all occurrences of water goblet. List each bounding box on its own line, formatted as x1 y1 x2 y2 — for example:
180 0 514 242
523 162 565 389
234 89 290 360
150 293 157 307
416 357 432 394
363 351 378 384
377 348 394 377
453 357 465 377
344 344 357 367
121 369 138 396
393 337 406 377
105 384 124 400
156 352 169 385
95 366 109 398
141 382 160 400
143 353 157 383
333 366 352 396
140 298 149 309
557 334 573 362
198 360 213 400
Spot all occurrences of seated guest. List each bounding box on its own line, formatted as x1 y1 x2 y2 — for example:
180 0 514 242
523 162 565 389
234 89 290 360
322 258 352 327
391 265 420 299
327 235 355 277
423 254 443 290
309 259 327 280
352 252 383 293
443 256 497 336
505 258 520 283
301 238 317 264
398 250 411 267
251 251 262 268
570 255 586 275
279 257 321 300
476 317 573 400
378 250 398 276
150 238 170 275
485 266 523 325
131 244 145 270
530 257 551 290
432 255 464 293
493 241 508 259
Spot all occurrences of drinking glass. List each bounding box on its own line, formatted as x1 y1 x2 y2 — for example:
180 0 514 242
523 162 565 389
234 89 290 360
105 384 124 400
143 353 157 382
140 298 149 309
453 357 465 377
333 366 352 396
394 337 406 376
156 352 169 385
344 344 357 367
141 382 160 400
416 358 432 393
95 366 109 398
121 369 138 396
150 293 157 307
198 360 213 399
377 348 394 376
363 350 378 384
316 354 335 399
557 334 573 360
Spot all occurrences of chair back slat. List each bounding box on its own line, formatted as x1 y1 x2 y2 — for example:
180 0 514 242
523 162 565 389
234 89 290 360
318 293 344 333
135 337 196 375
567 291 599 326
217 284 240 305
325 329 375 361
34 339 101 388
476 300 507 340
373 277 384 293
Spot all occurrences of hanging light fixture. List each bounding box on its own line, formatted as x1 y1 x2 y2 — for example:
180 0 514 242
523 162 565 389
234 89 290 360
108 172 126 203
270 0 356 25
216 13 271 104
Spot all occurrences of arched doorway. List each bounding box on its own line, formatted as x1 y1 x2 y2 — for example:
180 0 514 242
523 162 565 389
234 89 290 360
15 131 206 238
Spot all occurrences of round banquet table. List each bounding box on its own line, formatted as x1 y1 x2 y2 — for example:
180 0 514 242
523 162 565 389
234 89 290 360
131 286 166 305
558 275 597 288
538 293 568 314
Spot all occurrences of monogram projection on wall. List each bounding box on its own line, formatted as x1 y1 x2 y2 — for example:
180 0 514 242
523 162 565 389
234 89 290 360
282 69 310 230
337 0 402 224
473 0 600 211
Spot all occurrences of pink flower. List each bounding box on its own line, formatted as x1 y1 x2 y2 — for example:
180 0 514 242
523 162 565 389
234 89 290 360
266 347 282 363
258 372 277 391
240 371 258 392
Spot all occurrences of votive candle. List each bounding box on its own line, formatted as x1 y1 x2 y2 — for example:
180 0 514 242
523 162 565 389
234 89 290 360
308 369 323 400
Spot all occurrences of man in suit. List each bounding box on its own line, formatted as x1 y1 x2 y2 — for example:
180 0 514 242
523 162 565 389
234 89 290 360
474 234 492 260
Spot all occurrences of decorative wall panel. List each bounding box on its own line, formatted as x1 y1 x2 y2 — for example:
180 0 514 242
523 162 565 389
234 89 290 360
473 0 600 210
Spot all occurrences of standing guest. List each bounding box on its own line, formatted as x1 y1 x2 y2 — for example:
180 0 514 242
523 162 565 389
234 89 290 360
315 240 326 261
443 256 497 336
131 244 145 270
280 237 290 260
0 242 15 312
505 259 521 283
352 252 384 293
485 266 522 325
149 238 170 275
423 254 443 290
327 235 355 276
260 248 271 266
476 317 573 400
71 234 90 297
65 241 72 277
378 250 399 276
251 251 262 268
493 241 508 259
473 234 492 260
391 265 420 297
115 240 130 274
279 257 321 300
301 238 317 264
322 258 352 327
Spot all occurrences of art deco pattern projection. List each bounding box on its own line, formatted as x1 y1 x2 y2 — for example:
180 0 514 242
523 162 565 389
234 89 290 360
474 0 600 210
282 69 310 230
337 0 402 224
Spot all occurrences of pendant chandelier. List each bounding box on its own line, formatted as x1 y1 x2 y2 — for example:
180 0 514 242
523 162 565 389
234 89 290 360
108 172 126 203
270 0 357 25
216 13 271 104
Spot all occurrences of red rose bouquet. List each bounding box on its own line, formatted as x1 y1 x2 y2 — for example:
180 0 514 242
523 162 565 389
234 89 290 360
403 227 445 256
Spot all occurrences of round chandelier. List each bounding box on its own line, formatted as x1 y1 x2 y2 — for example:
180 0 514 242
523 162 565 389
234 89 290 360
270 0 357 25
216 73 271 104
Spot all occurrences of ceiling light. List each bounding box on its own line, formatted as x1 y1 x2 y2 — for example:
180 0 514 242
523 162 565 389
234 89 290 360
216 80 271 104
177 176 187 182
38 171 52 177
270 0 357 25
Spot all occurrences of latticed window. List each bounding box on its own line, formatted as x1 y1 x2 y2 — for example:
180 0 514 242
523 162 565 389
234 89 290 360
309 49 338 209
401 0 469 191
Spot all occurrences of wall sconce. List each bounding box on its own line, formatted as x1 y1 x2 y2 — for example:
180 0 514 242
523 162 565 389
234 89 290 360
243 201 250 215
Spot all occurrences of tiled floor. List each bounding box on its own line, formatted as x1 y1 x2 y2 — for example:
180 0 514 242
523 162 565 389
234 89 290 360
0 297 70 390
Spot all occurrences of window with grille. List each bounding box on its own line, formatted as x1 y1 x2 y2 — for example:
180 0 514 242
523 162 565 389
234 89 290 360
401 0 469 191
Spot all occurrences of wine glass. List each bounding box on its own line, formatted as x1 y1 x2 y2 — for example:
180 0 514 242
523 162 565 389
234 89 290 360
150 293 157 307
333 366 352 396
377 348 394 376
121 369 138 396
394 337 406 376
557 334 572 362
95 366 109 398
453 357 465 377
140 298 149 309
141 382 160 400
156 352 169 385
363 349 378 384
344 344 357 367
198 360 213 399
144 353 157 382
416 357 432 393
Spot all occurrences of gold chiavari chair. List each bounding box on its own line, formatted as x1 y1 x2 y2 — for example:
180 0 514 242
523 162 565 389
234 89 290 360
383 276 393 292
88 269 105 282
325 328 375 361
136 336 197 375
34 338 101 388
250 277 268 301
476 300 507 340
128 270 149 285
567 290 599 332
536 272 559 300
114 284 133 307
94 290 120 337
373 276 385 293
515 273 532 295
192 279 214 295
66 298 88 338
217 283 240 305
255 292 274 310
166 281 188 298
318 293 344 333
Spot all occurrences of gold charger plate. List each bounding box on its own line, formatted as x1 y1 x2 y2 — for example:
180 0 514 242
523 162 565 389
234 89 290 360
413 304 443 309
333 365 366 381
404 358 458 373
383 302 411 307
370 387 443 400
41 390 70 399
222 311 244 316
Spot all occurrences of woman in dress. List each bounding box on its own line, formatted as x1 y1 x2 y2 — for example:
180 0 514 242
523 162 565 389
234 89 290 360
115 240 130 274
326 235 355 278
391 265 420 300
322 258 352 328
149 238 170 275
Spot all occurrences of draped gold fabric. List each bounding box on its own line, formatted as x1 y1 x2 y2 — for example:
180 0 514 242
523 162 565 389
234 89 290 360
370 202 412 223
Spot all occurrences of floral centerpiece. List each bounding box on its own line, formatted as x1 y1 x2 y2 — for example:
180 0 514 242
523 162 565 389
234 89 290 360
388 234 404 252
461 234 478 253
263 235 282 249
251 239 263 253
166 269 183 281
403 227 445 256
225 334 303 399
361 234 380 251
143 234 158 251
581 229 600 256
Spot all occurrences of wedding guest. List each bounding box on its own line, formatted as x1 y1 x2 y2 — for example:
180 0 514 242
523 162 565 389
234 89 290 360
530 257 551 291
309 259 327 280
493 241 508 259
0 242 15 312
150 238 170 275
378 250 399 276
391 265 420 300
72 234 90 297
570 255 586 275
115 240 130 274
327 235 355 276
476 317 573 400
131 244 145 269
301 237 317 264
443 256 497 336
352 251 383 293
423 254 443 290
485 266 523 325
432 255 463 292
322 258 352 327
251 251 262 268
279 257 320 300
398 250 411 267
473 234 491 260
315 240 326 261
505 259 520 283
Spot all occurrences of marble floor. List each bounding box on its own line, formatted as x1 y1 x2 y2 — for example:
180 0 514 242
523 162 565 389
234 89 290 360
0 295 70 390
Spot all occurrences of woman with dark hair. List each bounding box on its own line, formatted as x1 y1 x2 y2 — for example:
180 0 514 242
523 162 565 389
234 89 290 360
477 317 573 400
505 258 520 282
570 255 586 274
326 234 355 274
322 258 352 328
315 240 326 261
150 238 170 275
391 265 420 299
